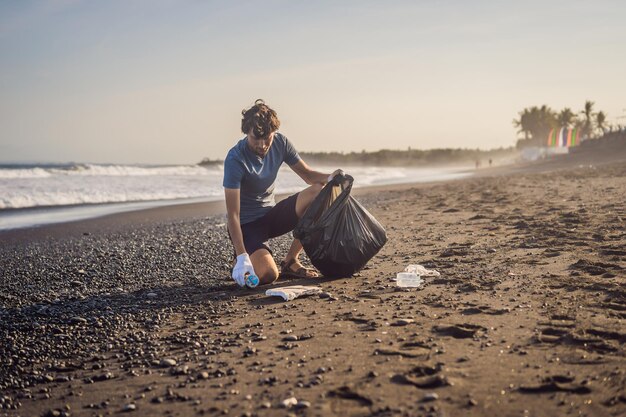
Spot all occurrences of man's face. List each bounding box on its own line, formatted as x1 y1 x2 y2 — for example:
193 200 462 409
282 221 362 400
246 129 275 158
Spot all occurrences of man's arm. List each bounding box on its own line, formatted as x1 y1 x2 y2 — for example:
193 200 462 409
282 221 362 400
289 160 342 185
224 188 246 256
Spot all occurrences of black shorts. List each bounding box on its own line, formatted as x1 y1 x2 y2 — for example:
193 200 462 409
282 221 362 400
233 193 300 255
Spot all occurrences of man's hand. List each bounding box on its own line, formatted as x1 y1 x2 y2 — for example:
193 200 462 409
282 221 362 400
232 253 255 287
327 169 345 183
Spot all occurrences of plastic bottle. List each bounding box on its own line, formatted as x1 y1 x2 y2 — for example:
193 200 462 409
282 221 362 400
396 272 422 287
244 273 259 288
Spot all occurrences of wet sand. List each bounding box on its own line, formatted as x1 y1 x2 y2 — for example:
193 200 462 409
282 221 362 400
1 149 625 417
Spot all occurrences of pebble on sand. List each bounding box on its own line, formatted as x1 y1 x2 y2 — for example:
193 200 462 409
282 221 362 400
296 400 311 409
281 397 298 408
422 393 439 402
159 358 177 367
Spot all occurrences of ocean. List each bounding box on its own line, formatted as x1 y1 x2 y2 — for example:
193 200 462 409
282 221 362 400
0 162 472 230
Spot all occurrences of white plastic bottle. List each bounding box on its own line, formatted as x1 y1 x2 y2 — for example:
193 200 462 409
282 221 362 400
396 272 422 287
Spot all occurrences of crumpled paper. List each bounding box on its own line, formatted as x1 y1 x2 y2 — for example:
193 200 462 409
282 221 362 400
405 264 441 277
265 285 323 301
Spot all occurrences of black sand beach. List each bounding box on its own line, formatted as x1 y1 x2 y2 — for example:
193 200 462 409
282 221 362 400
1 145 625 417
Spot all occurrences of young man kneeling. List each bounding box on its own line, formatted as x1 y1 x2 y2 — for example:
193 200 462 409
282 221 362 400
223 99 342 286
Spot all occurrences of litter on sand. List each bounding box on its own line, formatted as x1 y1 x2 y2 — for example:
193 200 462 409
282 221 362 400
265 285 323 301
405 264 441 277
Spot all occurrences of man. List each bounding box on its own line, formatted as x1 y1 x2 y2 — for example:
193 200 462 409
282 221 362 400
223 99 343 287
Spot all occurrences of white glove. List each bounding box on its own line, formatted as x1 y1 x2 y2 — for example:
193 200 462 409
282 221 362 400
327 169 345 183
232 253 255 287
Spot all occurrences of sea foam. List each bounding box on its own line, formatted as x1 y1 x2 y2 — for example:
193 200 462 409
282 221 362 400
0 163 471 210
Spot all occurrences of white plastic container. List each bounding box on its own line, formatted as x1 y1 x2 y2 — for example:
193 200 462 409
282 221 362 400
396 272 422 287
404 265 421 274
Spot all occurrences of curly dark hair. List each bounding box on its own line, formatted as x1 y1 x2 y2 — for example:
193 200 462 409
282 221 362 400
241 99 280 138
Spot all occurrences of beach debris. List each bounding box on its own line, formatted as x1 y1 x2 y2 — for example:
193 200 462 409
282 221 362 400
265 285 322 301
395 264 440 287
405 264 441 277
396 272 422 287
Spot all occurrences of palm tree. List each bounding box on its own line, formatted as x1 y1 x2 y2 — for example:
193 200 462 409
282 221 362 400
513 109 531 140
557 108 575 128
513 105 557 147
596 111 607 136
581 100 595 139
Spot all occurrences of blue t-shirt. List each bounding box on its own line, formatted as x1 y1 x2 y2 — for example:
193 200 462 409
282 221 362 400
223 132 301 224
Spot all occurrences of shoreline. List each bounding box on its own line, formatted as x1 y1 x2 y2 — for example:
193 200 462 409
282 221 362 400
0 172 478 245
1 142 621 243
0 165 476 236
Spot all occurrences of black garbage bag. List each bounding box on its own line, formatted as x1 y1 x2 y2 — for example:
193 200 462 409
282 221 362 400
293 174 387 278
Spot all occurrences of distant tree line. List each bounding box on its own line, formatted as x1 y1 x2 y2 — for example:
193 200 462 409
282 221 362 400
512 100 622 148
298 148 516 166
199 147 516 167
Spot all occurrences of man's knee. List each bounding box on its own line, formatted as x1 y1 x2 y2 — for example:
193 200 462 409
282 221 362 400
250 250 279 285
259 267 279 285
255 261 278 285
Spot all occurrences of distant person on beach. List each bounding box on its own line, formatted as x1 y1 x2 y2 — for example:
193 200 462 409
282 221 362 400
223 99 343 287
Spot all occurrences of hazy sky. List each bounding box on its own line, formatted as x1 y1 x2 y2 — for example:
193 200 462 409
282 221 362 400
1 0 625 164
